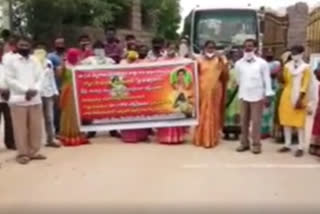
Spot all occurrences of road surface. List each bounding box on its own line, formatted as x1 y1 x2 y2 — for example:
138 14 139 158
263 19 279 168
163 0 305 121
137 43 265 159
0 118 320 213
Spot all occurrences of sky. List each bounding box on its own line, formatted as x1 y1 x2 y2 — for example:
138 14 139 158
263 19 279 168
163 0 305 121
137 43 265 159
179 0 320 31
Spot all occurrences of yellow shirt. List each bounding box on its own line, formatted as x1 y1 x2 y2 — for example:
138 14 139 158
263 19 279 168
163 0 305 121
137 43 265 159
278 62 311 128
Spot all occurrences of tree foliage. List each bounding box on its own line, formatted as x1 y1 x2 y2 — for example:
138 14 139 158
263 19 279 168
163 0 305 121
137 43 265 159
10 0 181 42
142 0 181 40
11 0 131 41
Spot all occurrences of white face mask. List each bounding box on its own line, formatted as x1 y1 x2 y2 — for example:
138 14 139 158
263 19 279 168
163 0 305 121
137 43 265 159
205 52 215 59
94 49 105 58
179 44 189 57
292 54 303 62
243 51 255 60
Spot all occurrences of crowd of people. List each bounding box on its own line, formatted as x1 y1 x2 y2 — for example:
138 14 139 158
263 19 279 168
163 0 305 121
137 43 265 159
0 25 320 165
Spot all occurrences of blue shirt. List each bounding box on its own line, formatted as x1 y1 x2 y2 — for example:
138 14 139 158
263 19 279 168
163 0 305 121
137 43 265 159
48 52 63 90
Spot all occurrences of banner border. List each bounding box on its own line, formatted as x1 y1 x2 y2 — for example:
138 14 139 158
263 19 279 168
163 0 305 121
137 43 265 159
72 59 199 132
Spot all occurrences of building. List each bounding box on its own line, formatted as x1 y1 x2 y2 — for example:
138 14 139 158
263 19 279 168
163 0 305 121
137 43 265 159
307 7 320 55
117 0 155 44
84 0 155 45
262 11 288 58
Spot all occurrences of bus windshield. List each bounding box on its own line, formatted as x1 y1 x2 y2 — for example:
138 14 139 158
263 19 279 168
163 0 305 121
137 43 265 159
193 10 258 53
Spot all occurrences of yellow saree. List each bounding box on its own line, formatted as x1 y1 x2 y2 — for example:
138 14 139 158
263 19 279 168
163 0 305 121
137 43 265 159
193 56 228 148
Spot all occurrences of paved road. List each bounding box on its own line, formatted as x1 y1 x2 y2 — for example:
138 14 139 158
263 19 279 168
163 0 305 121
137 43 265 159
0 118 320 213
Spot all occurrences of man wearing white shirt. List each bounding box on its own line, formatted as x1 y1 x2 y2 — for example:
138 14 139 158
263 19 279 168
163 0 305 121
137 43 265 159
33 43 60 148
2 35 17 68
235 39 274 154
5 37 46 164
0 43 15 150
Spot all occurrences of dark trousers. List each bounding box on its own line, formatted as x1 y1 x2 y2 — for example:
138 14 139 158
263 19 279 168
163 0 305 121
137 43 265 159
42 97 55 144
0 103 15 149
54 96 60 134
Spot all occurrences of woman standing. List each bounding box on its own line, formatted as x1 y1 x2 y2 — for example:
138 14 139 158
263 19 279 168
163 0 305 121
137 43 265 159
223 50 242 140
309 64 320 157
157 42 188 145
261 52 281 139
120 50 150 143
193 40 228 148
59 48 89 146
273 51 292 143
278 46 311 157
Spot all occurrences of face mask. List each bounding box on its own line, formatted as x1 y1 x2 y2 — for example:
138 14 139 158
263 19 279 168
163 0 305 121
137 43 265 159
266 56 274 62
179 44 189 57
18 49 31 58
94 49 105 58
205 52 215 59
153 46 162 53
56 47 65 54
243 51 255 60
292 54 303 62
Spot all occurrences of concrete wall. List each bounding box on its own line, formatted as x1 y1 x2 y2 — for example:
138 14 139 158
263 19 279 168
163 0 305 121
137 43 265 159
287 2 309 48
118 0 154 45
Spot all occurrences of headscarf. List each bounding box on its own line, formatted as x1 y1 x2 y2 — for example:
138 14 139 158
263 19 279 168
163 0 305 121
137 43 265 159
127 50 139 62
66 48 81 65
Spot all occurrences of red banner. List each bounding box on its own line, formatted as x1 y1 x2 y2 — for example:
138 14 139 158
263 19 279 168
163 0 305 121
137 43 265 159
73 59 198 131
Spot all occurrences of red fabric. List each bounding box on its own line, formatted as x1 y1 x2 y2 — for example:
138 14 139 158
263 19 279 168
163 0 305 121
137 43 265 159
312 89 320 136
121 129 149 143
60 136 90 147
157 127 186 144
66 48 81 65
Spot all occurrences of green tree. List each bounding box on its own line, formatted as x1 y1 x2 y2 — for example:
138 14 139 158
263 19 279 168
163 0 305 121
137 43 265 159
11 0 131 41
142 0 181 41
156 0 181 40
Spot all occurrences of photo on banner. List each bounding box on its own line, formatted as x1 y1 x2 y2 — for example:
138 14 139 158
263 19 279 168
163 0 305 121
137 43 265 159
72 59 199 132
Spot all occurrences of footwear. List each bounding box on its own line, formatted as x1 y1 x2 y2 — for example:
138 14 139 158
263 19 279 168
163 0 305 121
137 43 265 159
30 154 47 160
236 145 250 152
110 130 120 138
86 132 97 139
295 149 304 158
252 145 262 155
261 134 270 140
46 142 61 148
278 147 291 153
16 155 30 165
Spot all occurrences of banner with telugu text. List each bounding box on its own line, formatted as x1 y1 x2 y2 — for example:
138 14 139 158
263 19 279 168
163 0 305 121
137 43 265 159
72 59 199 132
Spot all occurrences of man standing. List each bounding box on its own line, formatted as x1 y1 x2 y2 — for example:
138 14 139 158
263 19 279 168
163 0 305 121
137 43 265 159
235 39 274 154
5 37 46 164
48 37 66 72
0 41 15 150
147 37 166 61
104 26 122 138
104 26 123 64
48 36 66 135
33 43 60 148
78 34 93 60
